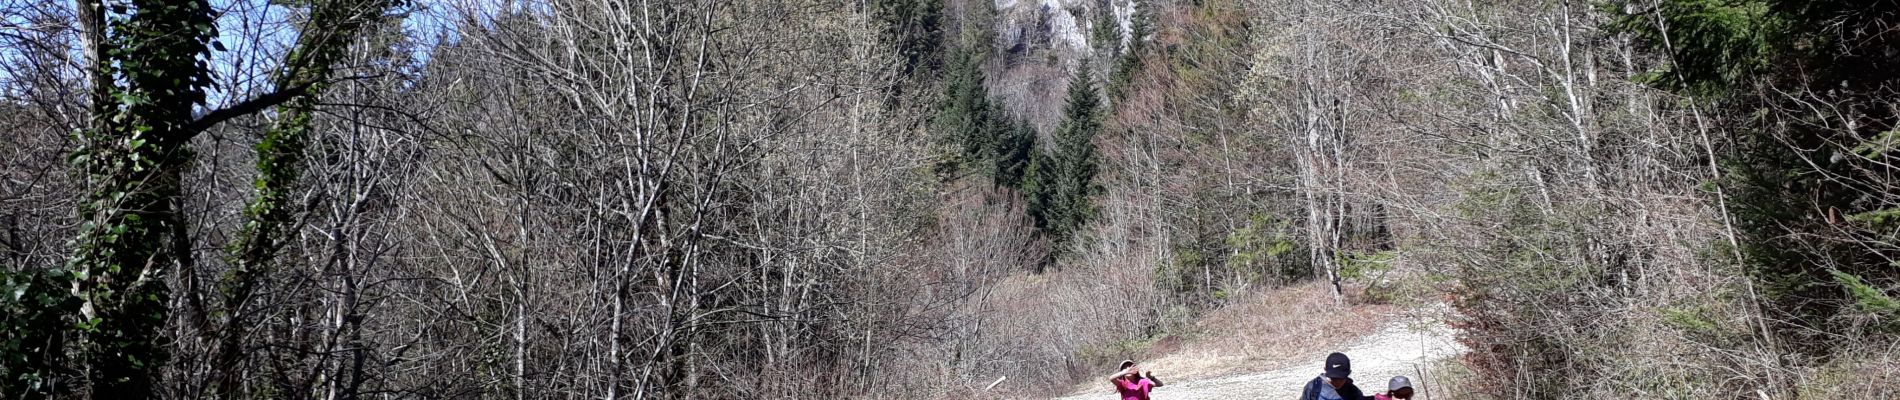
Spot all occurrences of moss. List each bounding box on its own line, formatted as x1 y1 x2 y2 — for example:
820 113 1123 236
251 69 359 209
1844 207 1900 230
1660 305 1725 339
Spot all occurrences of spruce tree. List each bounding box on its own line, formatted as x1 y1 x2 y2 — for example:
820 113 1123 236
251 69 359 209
1029 65 1105 259
872 0 945 76
938 49 992 167
938 47 1041 190
1108 0 1150 100
992 115 1037 188
1613 0 1900 343
1090 0 1121 56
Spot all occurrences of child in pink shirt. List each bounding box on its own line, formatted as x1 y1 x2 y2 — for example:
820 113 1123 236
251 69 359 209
1109 360 1165 400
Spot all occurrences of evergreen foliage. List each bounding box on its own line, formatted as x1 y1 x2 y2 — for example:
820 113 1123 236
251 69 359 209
0 1 398 396
937 47 1040 190
64 1 220 395
1108 0 1151 100
941 61 1107 269
938 49 993 167
1090 0 1121 56
994 118 1037 188
1614 0 1900 344
872 0 946 76
1609 0 1780 96
1027 66 1105 262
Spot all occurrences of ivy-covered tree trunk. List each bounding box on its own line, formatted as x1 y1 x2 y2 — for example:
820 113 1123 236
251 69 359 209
0 0 401 397
215 1 392 396
66 0 218 395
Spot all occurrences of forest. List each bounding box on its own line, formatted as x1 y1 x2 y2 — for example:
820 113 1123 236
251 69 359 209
0 0 1895 398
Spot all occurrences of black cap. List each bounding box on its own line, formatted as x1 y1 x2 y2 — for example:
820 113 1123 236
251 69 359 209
1323 352 1352 378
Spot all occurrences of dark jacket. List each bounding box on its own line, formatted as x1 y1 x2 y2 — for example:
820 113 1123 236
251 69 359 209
1298 376 1372 400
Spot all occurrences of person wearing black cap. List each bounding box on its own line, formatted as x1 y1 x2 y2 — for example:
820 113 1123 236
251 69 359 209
1298 352 1372 400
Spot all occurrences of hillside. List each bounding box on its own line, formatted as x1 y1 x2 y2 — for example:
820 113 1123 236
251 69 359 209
1 0 1896 399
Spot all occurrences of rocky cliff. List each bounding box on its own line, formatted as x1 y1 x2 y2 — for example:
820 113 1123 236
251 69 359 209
982 0 1136 131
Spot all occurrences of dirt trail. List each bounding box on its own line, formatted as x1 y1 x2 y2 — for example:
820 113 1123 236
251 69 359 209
1053 316 1465 400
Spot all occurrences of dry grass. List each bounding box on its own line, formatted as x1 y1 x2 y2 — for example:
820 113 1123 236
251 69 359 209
1795 342 1900 400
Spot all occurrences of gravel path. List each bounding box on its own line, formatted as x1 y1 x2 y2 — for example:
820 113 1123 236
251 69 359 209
1053 318 1465 400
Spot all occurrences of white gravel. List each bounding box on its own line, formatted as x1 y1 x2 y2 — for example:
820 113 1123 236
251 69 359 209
1052 317 1466 400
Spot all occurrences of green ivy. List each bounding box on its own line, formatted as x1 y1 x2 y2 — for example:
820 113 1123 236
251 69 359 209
215 1 399 396
58 0 219 395
0 0 400 396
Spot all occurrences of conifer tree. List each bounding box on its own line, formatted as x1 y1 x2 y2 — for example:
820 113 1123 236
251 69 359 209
1091 0 1121 56
938 46 1041 190
1028 65 1105 261
872 0 945 76
992 115 1037 188
1614 0 1900 342
938 49 993 167
1108 0 1151 100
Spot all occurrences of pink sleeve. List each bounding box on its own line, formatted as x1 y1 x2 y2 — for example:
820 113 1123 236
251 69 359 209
1114 378 1140 390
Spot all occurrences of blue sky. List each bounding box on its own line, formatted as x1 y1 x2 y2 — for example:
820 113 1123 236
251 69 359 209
207 0 459 106
1 0 471 108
